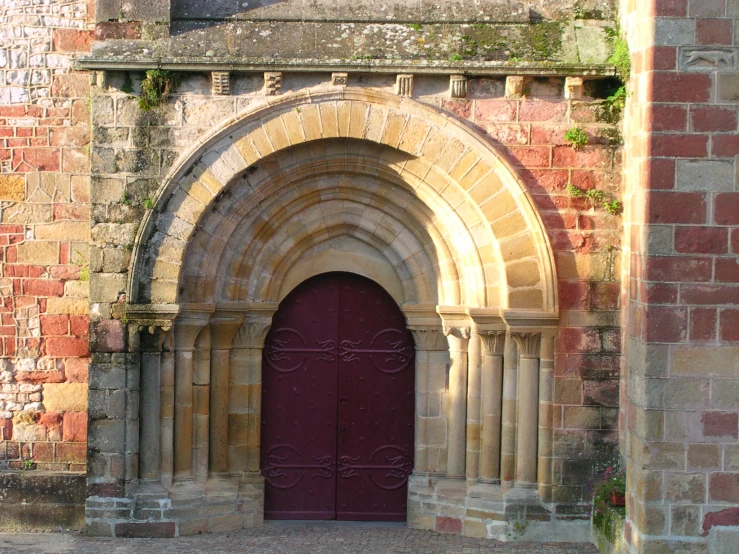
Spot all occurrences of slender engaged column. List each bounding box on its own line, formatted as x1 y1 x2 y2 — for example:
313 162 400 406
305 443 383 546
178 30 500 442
173 314 209 483
466 332 482 480
139 327 169 483
511 332 542 487
228 310 274 474
208 315 243 476
479 330 505 483
159 331 175 488
444 325 470 480
500 334 518 486
537 331 556 501
408 324 448 476
192 327 211 482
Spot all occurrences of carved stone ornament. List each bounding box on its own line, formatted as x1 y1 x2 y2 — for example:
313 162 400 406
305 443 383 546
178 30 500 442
408 326 449 351
565 76 584 100
443 326 471 340
682 48 736 71
396 74 414 97
505 75 525 98
479 330 506 356
510 332 542 358
264 72 282 96
450 75 468 99
211 71 231 95
332 72 349 86
233 318 273 349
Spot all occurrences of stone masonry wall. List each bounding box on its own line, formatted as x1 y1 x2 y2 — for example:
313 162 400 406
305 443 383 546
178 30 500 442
621 0 739 552
86 71 623 512
0 0 93 473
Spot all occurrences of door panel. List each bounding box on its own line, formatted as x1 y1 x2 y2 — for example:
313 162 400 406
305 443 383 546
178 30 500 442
261 272 414 521
261 278 339 520
336 275 415 521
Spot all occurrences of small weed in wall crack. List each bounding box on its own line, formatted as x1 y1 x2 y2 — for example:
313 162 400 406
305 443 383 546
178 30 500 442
564 127 588 149
139 70 178 111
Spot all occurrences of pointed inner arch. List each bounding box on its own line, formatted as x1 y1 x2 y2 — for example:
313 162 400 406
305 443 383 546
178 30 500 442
133 89 557 314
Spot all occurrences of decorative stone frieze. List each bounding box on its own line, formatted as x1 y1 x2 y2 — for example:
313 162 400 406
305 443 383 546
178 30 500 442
396 74 414 97
449 74 468 99
264 72 282 96
211 71 230 95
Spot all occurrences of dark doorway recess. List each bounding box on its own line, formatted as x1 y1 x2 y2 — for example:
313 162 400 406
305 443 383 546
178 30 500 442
261 272 415 521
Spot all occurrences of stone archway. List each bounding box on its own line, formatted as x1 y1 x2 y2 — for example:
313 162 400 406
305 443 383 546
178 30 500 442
122 89 560 537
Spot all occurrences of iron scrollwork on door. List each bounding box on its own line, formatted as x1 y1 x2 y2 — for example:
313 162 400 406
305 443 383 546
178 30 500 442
265 328 412 373
262 445 334 489
337 446 413 490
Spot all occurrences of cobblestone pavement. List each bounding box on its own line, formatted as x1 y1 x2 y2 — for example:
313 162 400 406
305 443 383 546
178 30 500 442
0 522 597 554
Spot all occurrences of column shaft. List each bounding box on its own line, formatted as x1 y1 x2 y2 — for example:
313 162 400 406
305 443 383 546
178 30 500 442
445 327 470 479
159 333 175 487
479 332 505 483
500 334 518 485
516 355 540 486
139 330 166 482
192 327 211 482
465 333 482 480
414 348 429 474
537 333 555 501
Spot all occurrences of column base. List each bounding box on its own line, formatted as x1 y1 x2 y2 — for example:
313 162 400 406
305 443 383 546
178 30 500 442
407 479 590 542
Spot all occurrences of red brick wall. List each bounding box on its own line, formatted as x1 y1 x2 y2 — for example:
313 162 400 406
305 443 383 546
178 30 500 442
621 0 739 549
0 1 93 471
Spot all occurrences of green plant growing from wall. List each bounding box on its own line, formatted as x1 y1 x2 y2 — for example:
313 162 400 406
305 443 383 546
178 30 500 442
142 198 155 210
139 69 177 111
567 183 622 216
592 462 626 543
121 72 134 94
564 127 589 149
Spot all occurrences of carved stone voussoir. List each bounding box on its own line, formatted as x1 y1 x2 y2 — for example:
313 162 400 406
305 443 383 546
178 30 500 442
510 332 542 358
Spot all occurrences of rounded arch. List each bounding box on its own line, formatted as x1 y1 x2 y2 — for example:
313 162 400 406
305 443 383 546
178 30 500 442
129 88 558 314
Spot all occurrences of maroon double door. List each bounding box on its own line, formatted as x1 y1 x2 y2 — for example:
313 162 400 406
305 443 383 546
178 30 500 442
261 272 415 521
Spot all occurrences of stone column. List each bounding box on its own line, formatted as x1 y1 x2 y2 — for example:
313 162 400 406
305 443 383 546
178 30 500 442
511 332 542 487
478 330 505 483
465 332 482 480
500 333 518 486
139 326 170 484
173 313 210 484
160 330 175 488
192 327 211 482
228 308 274 474
537 331 556 501
208 313 243 476
408 322 448 476
443 325 470 480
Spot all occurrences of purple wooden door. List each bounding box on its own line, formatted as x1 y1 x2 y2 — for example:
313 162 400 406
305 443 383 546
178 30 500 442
261 272 414 521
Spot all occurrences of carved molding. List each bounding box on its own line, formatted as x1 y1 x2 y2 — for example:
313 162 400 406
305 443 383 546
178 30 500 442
510 332 542 359
479 330 506 356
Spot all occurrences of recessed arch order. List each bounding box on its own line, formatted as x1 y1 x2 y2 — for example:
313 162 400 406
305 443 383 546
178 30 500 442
128 88 558 316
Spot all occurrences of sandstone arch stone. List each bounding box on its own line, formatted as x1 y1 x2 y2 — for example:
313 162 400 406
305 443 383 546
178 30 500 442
128 89 559 316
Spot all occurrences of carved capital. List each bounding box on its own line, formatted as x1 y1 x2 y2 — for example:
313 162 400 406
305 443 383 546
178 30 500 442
233 317 273 349
209 314 244 350
479 330 506 356
510 332 542 359
444 326 471 340
174 312 211 350
139 325 173 352
408 326 448 351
